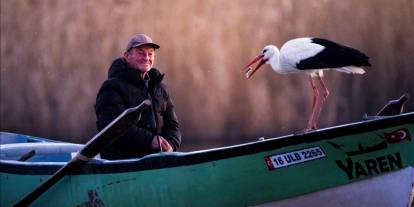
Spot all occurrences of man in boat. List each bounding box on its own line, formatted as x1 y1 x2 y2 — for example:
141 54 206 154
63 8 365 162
95 34 182 160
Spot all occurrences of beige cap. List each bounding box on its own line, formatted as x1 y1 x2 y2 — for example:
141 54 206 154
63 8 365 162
125 34 160 51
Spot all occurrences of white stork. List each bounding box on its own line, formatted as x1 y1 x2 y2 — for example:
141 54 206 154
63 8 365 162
243 37 371 132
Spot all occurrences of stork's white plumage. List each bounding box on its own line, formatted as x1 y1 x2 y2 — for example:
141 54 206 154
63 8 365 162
244 37 371 132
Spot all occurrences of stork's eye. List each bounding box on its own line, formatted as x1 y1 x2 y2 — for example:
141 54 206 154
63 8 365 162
263 49 267 53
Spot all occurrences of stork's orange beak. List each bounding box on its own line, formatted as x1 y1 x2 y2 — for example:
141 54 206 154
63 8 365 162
243 54 266 79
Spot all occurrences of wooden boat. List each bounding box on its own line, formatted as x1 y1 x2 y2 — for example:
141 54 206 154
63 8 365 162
1 111 414 206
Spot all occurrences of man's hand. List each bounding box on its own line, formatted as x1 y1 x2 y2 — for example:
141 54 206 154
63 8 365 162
151 136 173 152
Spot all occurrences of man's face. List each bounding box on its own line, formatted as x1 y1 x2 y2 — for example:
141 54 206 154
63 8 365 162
124 45 155 73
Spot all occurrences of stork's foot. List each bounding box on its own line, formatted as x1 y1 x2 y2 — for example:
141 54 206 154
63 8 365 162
304 124 317 133
292 125 318 135
304 120 317 133
303 128 315 133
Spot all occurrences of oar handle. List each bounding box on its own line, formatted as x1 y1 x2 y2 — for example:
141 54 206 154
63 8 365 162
80 99 151 158
14 100 151 207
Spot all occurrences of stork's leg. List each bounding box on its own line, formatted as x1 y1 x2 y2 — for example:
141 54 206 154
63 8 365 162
318 74 330 99
313 74 330 127
306 76 319 132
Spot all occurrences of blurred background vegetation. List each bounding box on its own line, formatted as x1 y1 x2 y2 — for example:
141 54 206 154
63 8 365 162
1 0 414 151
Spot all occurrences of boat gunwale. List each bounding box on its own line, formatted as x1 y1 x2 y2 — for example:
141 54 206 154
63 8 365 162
1 112 413 175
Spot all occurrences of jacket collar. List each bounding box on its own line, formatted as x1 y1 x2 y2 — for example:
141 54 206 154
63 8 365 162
107 58 164 85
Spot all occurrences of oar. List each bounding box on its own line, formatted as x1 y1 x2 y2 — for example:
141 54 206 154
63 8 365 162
14 100 151 207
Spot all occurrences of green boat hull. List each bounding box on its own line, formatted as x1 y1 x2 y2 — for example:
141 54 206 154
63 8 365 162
1 113 414 206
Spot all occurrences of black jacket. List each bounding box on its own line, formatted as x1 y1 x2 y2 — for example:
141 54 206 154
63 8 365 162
95 58 181 159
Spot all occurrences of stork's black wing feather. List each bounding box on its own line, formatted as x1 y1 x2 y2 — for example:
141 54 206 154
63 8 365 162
296 38 371 70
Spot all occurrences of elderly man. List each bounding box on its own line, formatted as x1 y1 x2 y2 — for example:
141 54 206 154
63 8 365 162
95 34 182 160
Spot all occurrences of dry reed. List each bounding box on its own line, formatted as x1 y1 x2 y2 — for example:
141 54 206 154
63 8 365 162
1 0 414 150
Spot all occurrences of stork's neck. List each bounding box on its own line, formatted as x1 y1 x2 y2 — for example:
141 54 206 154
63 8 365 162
268 48 281 72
